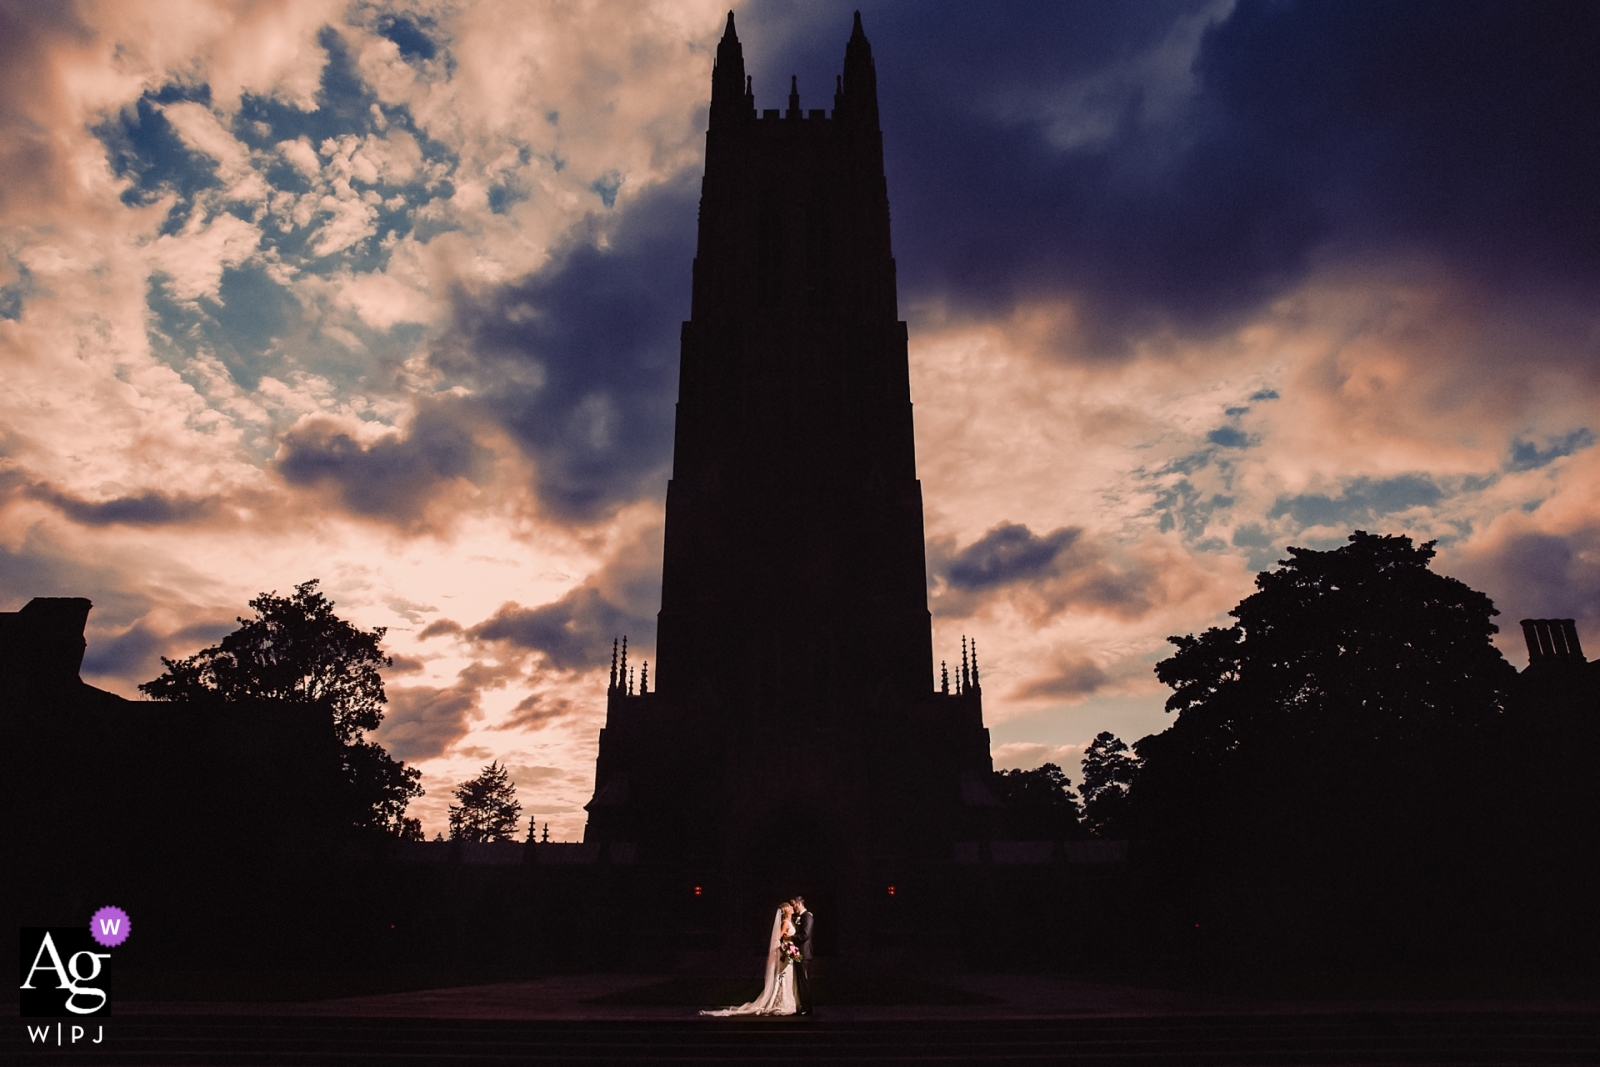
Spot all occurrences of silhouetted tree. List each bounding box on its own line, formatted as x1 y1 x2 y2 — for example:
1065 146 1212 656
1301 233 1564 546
1080 732 1139 837
1131 532 1518 966
992 763 1083 839
448 761 522 843
141 579 423 838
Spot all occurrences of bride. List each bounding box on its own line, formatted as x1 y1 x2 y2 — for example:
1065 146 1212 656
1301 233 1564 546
700 903 799 1016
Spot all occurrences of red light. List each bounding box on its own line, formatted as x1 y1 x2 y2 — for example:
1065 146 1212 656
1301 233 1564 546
693 885 703 896
1193 923 1201 929
389 924 396 929
886 885 896 896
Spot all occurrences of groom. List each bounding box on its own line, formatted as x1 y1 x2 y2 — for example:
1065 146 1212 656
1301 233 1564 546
789 897 814 1015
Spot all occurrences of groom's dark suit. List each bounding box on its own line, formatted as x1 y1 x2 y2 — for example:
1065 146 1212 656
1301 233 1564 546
792 910 814 1013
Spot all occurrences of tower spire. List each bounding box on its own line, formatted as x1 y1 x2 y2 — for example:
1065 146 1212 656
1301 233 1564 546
837 10 879 128
610 637 619 692
788 75 801 118
710 11 751 127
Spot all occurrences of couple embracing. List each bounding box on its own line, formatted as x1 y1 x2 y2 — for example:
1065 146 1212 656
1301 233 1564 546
701 897 814 1017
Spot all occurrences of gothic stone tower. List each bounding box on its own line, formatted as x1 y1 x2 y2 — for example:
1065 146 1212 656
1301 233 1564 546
584 12 995 957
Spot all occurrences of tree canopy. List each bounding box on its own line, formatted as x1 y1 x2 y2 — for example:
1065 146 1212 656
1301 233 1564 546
1153 531 1514 748
448 761 523 843
992 763 1083 839
141 580 391 744
1128 531 1522 965
141 579 423 839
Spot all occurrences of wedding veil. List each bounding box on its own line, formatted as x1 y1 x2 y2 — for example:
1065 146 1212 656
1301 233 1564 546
754 906 783 1003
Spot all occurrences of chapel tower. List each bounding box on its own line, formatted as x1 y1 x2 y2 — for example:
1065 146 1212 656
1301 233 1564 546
583 12 996 956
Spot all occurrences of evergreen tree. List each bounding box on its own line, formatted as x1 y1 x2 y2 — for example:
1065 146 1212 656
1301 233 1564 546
1079 731 1139 836
448 761 523 843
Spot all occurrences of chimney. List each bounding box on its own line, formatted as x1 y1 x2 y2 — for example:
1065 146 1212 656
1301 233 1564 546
0 597 93 694
1520 618 1587 669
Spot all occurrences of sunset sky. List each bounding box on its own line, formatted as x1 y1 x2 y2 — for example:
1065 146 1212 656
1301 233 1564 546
3 0 1596 839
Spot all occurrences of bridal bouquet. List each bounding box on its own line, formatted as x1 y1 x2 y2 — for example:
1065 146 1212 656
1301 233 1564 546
779 942 802 965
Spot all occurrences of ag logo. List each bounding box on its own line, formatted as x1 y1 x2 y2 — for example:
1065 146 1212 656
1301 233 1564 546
19 928 111 1017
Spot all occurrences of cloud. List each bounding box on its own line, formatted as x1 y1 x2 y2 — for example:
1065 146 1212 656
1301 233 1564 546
495 694 575 732
738 0 1600 353
276 400 494 527
932 522 1195 622
380 660 517 760
439 172 698 521
992 741 1089 775
79 617 232 683
944 523 1082 591
470 587 643 673
19 479 221 528
460 518 663 670
1014 656 1111 701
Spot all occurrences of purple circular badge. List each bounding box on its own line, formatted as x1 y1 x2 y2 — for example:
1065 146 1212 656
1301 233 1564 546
90 905 130 948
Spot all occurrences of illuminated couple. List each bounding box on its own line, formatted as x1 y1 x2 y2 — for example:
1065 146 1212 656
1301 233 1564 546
700 896 814 1017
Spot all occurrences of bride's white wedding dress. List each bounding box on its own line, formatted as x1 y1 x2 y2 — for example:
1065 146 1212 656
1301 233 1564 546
700 908 798 1017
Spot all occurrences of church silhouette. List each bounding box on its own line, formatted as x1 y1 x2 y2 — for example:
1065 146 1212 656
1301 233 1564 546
581 13 999 957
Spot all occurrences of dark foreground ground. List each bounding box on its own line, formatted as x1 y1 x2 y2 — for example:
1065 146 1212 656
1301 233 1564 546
10 973 1600 1065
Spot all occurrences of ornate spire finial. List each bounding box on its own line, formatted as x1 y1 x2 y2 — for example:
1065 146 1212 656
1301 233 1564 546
542 822 549 843
971 639 980 690
961 635 971 692
788 74 800 117
627 665 635 695
640 660 649 694
609 637 619 692
941 660 949 694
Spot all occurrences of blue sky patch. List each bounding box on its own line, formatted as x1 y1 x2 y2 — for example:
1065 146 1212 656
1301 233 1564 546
591 171 623 209
1206 425 1251 448
378 14 438 61
1268 474 1442 530
94 95 220 229
1507 428 1594 472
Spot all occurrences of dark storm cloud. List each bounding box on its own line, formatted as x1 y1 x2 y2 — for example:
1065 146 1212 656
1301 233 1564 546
80 618 231 682
440 172 696 521
276 399 492 524
1015 656 1110 701
1455 524 1600 660
739 0 1600 348
24 481 220 527
380 661 518 760
932 522 1173 621
469 586 651 672
494 693 574 732
944 522 1081 590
